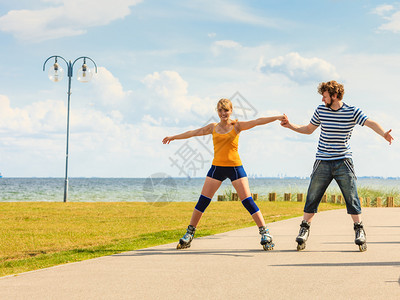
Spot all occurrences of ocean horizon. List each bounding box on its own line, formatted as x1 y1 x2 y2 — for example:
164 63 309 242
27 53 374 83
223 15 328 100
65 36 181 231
0 176 399 203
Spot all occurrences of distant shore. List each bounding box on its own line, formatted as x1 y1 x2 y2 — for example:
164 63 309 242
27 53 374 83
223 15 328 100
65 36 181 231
0 177 399 203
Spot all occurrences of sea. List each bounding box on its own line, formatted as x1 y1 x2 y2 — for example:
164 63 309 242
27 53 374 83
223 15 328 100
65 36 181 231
0 177 399 203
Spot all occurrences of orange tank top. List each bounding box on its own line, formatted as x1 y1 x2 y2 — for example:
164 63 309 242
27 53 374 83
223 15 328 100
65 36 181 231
212 125 242 167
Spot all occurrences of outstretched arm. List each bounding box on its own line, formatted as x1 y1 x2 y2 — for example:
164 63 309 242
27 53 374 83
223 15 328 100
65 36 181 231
237 115 286 132
162 123 214 144
364 119 394 145
280 114 318 135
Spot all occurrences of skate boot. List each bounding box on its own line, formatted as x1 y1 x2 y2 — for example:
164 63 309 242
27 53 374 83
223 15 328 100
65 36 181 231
296 220 310 251
259 226 274 251
354 222 367 252
176 225 196 249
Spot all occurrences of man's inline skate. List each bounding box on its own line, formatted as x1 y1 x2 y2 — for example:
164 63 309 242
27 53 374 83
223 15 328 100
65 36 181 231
354 222 367 252
259 226 274 251
296 220 310 251
176 225 196 249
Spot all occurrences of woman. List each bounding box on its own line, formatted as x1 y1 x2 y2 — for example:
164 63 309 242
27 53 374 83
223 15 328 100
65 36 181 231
163 99 285 251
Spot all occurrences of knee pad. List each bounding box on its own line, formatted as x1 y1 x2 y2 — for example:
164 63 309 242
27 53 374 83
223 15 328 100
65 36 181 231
242 196 260 215
195 195 212 213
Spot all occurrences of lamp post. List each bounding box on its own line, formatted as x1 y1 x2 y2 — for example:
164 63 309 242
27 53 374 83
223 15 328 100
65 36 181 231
43 55 98 202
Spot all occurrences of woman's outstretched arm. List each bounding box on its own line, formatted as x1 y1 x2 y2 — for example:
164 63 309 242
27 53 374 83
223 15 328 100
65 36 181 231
237 115 286 132
162 123 215 144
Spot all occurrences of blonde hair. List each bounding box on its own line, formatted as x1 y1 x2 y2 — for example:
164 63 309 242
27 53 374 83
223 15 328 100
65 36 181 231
216 98 237 124
217 98 233 111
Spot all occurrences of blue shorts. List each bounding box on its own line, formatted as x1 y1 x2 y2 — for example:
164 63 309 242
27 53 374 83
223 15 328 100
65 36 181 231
206 165 247 182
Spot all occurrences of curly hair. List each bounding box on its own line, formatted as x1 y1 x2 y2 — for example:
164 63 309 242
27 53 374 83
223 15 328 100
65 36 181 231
318 81 345 100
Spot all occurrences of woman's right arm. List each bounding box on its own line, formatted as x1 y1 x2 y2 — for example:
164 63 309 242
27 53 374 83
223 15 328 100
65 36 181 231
162 123 215 144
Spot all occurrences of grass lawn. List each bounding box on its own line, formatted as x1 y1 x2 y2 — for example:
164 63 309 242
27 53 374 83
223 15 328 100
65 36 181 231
0 201 344 277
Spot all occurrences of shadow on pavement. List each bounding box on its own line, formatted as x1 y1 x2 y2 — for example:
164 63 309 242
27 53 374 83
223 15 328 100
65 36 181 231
271 261 400 267
323 241 400 245
112 247 361 257
114 248 264 257
370 226 400 228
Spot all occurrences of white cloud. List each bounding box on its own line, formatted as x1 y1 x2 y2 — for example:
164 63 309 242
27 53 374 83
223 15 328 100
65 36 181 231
259 52 340 84
142 114 162 126
0 95 31 133
373 4 400 33
372 4 394 17
0 71 216 176
92 67 132 106
185 0 280 28
0 0 142 41
142 70 214 120
0 95 65 134
379 11 400 33
143 71 188 102
214 40 241 48
211 40 242 56
0 93 131 142
0 93 167 177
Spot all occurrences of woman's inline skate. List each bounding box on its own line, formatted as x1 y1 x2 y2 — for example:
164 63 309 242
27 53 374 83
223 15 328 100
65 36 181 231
176 225 196 249
259 226 274 251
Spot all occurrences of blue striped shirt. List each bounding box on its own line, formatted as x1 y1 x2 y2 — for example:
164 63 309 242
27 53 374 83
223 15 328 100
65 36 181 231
310 103 368 160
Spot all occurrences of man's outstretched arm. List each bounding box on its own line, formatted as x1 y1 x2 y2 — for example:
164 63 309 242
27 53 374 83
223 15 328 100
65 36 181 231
364 119 394 145
281 114 318 135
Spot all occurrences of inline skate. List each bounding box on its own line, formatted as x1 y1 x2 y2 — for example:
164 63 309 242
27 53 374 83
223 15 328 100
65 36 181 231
354 222 367 252
259 226 274 251
176 225 196 249
296 220 310 251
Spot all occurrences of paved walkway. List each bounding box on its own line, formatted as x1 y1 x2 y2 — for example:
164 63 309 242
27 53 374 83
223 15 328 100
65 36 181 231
1 208 399 299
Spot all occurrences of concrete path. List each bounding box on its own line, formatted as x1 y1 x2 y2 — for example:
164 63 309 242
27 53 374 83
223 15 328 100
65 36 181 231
1 208 399 299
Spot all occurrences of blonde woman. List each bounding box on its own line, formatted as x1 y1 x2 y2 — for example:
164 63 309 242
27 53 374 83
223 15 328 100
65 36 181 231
163 99 285 251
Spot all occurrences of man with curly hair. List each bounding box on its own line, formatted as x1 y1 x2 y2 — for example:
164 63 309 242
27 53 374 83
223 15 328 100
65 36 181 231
281 80 394 252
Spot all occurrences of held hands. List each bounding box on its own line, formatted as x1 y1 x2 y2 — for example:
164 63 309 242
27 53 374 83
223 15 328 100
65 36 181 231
277 114 286 121
384 129 394 145
280 114 290 127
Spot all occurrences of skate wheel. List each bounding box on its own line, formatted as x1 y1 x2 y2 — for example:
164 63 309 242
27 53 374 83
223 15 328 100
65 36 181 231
359 244 367 252
176 242 191 250
297 243 306 251
263 243 274 251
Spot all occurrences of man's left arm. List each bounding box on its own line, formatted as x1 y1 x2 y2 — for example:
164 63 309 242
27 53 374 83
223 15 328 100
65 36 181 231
364 119 394 145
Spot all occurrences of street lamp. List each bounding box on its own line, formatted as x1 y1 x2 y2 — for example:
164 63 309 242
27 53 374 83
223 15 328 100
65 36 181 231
43 55 98 202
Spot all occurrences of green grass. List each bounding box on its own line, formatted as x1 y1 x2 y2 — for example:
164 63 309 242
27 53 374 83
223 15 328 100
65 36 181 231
357 187 400 206
0 201 344 277
251 187 400 206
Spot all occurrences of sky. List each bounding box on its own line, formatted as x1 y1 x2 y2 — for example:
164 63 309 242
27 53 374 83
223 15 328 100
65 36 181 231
0 0 399 178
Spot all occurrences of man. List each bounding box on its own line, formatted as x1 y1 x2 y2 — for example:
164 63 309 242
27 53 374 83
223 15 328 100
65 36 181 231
281 80 393 251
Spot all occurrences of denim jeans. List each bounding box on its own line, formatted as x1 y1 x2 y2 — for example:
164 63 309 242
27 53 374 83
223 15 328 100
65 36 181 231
304 158 362 215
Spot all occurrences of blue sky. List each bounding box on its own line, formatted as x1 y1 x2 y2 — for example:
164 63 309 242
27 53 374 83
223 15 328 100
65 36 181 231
0 0 398 178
